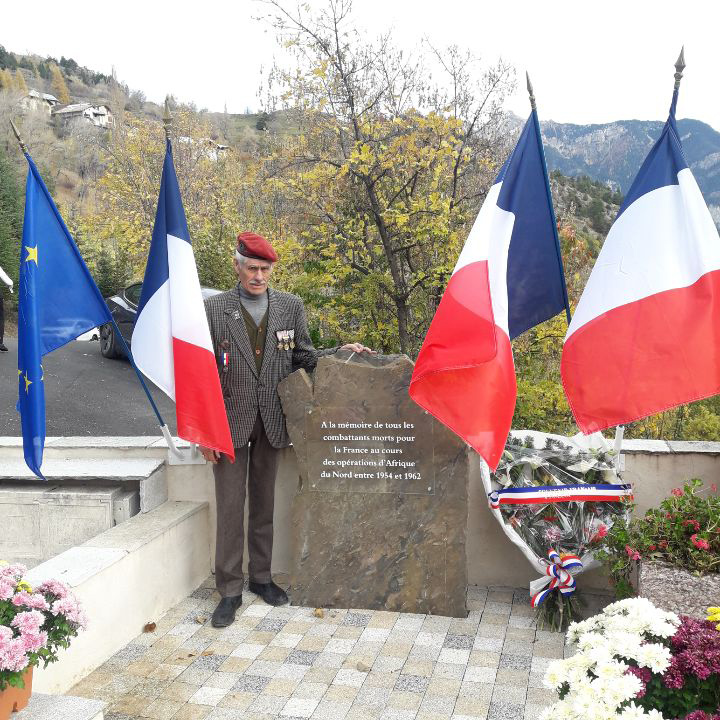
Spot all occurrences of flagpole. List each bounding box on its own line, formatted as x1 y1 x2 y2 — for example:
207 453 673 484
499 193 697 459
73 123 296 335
9 119 180 456
674 47 685 90
670 47 685 119
526 73 572 326
107 322 181 455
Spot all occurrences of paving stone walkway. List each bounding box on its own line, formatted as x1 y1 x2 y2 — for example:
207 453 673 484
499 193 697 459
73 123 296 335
70 577 593 720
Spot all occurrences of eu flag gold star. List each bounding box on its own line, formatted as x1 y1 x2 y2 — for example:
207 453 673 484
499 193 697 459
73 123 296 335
23 372 32 393
24 246 38 265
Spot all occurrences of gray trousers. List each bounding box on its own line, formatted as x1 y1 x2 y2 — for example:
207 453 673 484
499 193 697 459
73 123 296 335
213 413 280 597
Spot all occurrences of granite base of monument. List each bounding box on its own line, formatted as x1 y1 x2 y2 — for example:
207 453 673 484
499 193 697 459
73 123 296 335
278 351 468 617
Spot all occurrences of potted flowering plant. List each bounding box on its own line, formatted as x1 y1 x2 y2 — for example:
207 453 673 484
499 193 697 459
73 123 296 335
596 479 720 617
0 562 87 718
541 597 720 720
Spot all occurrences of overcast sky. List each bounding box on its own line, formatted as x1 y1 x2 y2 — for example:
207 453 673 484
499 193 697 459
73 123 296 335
4 0 719 129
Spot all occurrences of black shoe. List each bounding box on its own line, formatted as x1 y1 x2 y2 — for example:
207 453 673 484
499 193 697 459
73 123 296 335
0 343 7 352
211 594 243 628
248 580 289 606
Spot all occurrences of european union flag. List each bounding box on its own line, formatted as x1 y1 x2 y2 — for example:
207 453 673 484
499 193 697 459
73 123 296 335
17 153 112 477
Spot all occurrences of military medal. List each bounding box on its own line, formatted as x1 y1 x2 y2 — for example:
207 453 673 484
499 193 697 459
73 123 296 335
289 329 295 349
283 330 290 350
276 330 284 350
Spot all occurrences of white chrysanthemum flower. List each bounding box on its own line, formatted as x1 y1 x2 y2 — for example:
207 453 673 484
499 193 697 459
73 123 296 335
578 630 608 649
565 650 593 671
544 659 569 689
538 706 555 720
544 699 574 720
619 702 651 719
648 617 679 638
615 673 643 701
635 642 672 673
588 644 615 667
594 659 629 680
643 710 666 720
586 704 619 720
571 690 606 717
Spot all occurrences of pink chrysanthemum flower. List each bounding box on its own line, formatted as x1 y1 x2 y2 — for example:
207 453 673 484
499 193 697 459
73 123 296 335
11 590 49 611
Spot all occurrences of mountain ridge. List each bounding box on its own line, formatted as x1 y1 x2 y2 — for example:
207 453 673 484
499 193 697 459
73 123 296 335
538 116 720 219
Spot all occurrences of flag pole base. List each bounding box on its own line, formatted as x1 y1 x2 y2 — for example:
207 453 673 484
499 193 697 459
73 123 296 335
161 425 205 465
613 425 625 471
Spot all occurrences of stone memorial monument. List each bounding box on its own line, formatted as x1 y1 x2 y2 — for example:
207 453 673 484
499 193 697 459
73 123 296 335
278 350 469 617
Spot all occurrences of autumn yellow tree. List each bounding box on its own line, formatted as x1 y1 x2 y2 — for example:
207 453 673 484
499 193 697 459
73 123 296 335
257 0 514 353
50 64 70 104
13 69 27 94
73 108 274 291
0 69 12 91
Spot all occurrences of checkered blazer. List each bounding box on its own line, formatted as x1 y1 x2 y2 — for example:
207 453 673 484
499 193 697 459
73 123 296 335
204 286 333 449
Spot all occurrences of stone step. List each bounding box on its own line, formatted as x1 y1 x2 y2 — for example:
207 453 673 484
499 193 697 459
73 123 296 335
15 693 104 720
0 458 167 513
0 436 188 459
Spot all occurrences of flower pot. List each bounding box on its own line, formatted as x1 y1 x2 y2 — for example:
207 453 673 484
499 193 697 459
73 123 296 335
639 559 720 619
0 667 33 720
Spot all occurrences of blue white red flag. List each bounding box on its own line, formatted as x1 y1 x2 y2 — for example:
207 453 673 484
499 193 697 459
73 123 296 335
133 140 234 459
562 89 720 433
409 112 570 470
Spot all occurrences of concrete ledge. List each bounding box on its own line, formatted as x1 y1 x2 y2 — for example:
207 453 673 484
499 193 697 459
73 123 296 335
0 457 164 480
25 500 210 694
623 439 672 453
15 693 104 720
666 440 720 454
0 436 192 461
0 436 189 449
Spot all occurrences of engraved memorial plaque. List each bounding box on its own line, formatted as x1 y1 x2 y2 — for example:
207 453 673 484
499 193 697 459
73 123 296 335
279 351 469 617
306 405 435 495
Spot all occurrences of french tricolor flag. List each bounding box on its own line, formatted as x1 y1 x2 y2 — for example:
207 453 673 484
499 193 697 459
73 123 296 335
562 87 720 433
410 109 570 470
133 140 234 459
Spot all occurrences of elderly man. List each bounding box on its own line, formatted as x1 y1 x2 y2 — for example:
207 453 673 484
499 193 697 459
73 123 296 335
202 232 372 627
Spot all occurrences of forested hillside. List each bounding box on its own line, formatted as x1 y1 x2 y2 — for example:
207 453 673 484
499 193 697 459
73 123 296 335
1 17 719 442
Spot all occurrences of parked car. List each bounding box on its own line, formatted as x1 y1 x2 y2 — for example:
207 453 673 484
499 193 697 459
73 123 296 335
100 282 222 359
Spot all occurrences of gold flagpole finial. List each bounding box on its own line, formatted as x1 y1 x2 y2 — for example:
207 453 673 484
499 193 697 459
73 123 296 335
526 72 537 112
674 46 686 90
9 120 27 154
163 97 173 141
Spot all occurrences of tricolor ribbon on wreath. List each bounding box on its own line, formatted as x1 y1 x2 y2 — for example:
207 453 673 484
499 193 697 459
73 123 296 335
487 483 633 510
530 549 583 608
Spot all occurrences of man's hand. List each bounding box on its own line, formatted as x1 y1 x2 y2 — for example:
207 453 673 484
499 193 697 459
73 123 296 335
341 343 376 354
199 446 222 464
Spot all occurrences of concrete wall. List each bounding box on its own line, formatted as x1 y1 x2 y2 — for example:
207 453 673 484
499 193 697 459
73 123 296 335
162 437 720 593
25 501 210 694
4 435 719 619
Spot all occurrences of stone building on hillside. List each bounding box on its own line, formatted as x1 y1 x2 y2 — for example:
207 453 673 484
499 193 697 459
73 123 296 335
21 89 60 114
52 102 115 129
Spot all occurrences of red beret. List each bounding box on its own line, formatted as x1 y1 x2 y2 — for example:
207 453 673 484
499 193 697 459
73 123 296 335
236 232 278 262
